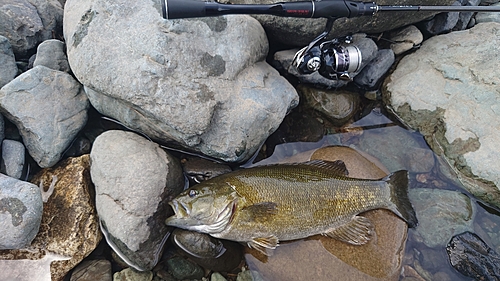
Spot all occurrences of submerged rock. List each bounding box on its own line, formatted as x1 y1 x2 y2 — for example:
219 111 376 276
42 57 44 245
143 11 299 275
410 188 475 248
447 231 500 280
383 22 500 208
63 0 298 163
245 146 409 281
90 130 185 271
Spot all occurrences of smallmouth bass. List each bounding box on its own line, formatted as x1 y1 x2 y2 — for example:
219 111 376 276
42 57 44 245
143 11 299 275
166 160 418 255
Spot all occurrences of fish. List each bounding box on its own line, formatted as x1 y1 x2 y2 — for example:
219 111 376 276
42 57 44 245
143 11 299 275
165 160 418 255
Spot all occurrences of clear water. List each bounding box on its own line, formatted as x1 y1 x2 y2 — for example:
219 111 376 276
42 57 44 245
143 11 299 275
245 105 500 281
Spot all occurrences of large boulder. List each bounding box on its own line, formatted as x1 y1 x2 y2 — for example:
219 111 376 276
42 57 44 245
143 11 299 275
63 0 298 163
383 22 500 208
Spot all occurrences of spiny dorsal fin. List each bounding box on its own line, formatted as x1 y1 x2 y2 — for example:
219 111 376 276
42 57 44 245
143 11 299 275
247 235 279 256
304 160 349 176
324 216 374 245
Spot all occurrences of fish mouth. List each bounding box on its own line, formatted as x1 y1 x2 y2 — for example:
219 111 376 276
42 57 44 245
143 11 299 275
167 200 189 222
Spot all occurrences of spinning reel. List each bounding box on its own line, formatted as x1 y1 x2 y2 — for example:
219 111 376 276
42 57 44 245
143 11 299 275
292 18 362 80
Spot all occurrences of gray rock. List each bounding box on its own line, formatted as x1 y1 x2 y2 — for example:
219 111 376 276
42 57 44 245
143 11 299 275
453 0 482 31
475 3 500 23
113 268 153 281
211 272 228 281
1 139 25 179
0 173 42 249
354 49 395 89
272 34 378 88
230 0 455 47
420 1 461 35
0 36 18 88
64 0 298 163
0 0 63 57
389 25 424 55
166 256 204 280
383 22 500 208
297 85 360 126
409 188 475 248
0 65 88 168
71 259 112 281
354 125 435 173
33 39 70 72
90 130 185 271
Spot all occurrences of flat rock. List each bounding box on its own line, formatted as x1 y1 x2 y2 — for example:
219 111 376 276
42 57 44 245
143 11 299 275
0 155 102 281
0 65 89 168
383 22 500 208
63 0 298 163
245 146 408 281
90 130 185 271
409 188 475 248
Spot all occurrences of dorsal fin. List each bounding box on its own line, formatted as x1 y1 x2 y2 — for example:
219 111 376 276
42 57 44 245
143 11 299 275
304 160 349 176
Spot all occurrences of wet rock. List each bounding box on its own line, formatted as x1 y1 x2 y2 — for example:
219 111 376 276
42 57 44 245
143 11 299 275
383 22 500 208
0 174 42 249
447 231 500 280
166 256 204 280
0 155 101 281
297 85 360 126
245 146 408 281
211 272 228 281
63 0 298 163
70 259 112 281
230 0 454 47
354 49 395 89
181 156 232 185
113 268 153 281
389 25 423 55
0 65 89 168
0 0 63 57
410 188 475 248
0 36 17 88
33 39 71 73
354 125 435 173
90 130 185 271
475 3 500 23
172 229 243 272
1 139 25 179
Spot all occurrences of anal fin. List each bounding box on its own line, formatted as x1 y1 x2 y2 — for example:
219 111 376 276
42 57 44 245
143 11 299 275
324 216 374 245
247 235 279 256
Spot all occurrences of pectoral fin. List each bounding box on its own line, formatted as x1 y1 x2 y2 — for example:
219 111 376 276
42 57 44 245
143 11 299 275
324 216 374 245
247 235 279 256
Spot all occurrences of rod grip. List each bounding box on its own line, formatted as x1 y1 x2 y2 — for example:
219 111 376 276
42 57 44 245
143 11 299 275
162 0 208 19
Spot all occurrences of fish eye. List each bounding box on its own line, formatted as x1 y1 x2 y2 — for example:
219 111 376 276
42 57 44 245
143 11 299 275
189 190 199 198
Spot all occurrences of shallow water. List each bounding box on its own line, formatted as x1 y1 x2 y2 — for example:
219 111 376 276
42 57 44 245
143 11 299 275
245 105 500 281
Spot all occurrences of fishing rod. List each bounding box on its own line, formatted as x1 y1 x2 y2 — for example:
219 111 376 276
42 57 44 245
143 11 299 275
161 0 500 80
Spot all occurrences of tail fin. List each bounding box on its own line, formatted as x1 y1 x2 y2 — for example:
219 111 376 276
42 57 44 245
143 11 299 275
384 170 418 228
